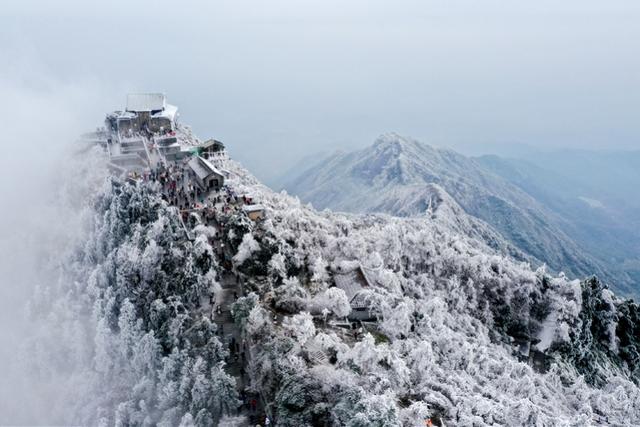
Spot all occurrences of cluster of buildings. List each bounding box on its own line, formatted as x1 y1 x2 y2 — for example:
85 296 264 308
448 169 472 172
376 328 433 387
96 93 267 223
88 94 377 322
86 93 228 192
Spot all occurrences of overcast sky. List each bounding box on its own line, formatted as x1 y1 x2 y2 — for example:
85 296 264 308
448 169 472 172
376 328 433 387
2 0 639 182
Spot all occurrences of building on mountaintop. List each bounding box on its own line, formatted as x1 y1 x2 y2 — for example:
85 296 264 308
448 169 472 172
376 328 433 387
106 93 179 137
188 156 225 191
126 93 166 112
198 139 226 158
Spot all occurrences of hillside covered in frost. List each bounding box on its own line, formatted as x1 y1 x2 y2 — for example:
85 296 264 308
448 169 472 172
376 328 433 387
280 133 636 297
22 137 640 426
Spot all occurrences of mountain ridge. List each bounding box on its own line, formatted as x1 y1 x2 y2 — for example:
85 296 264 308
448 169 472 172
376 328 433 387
20 121 640 426
282 133 630 294
476 151 640 292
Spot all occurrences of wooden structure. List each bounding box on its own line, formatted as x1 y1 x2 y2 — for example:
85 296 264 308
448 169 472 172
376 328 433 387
188 156 224 191
242 204 265 221
198 139 226 157
333 264 376 321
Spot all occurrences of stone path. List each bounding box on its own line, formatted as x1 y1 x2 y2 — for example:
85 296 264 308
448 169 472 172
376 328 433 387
146 154 267 424
198 213 266 425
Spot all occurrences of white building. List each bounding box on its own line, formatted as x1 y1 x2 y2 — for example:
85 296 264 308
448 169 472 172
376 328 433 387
126 93 166 112
106 93 179 136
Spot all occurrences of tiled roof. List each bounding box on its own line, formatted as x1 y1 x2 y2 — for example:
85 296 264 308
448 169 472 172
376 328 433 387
334 265 372 308
188 156 223 180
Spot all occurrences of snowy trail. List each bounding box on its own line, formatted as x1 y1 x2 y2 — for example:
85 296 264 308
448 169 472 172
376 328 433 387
197 207 264 425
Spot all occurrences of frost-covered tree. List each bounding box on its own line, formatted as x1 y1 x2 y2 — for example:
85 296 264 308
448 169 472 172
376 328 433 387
323 287 351 318
221 157 640 426
23 134 640 427
282 312 316 346
273 276 309 313
26 179 238 426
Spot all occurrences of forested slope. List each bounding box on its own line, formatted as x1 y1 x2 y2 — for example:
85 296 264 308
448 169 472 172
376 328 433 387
23 145 640 426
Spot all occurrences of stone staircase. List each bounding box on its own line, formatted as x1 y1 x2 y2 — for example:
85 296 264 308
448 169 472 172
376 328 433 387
209 272 254 424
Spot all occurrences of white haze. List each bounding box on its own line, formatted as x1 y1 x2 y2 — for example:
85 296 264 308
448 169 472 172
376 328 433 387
0 60 116 423
1 0 639 182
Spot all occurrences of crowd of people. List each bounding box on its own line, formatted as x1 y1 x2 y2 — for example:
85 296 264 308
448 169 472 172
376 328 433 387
131 154 272 424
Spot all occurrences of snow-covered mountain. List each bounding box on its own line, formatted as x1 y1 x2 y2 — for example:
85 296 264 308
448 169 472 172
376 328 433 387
18 124 640 426
477 152 640 297
281 133 632 295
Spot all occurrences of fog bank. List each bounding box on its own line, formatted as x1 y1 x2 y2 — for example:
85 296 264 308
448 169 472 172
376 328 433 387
0 64 113 423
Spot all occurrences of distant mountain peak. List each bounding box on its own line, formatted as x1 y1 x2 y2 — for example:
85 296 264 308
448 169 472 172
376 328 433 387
283 133 620 290
351 133 435 186
372 132 421 153
349 134 412 185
